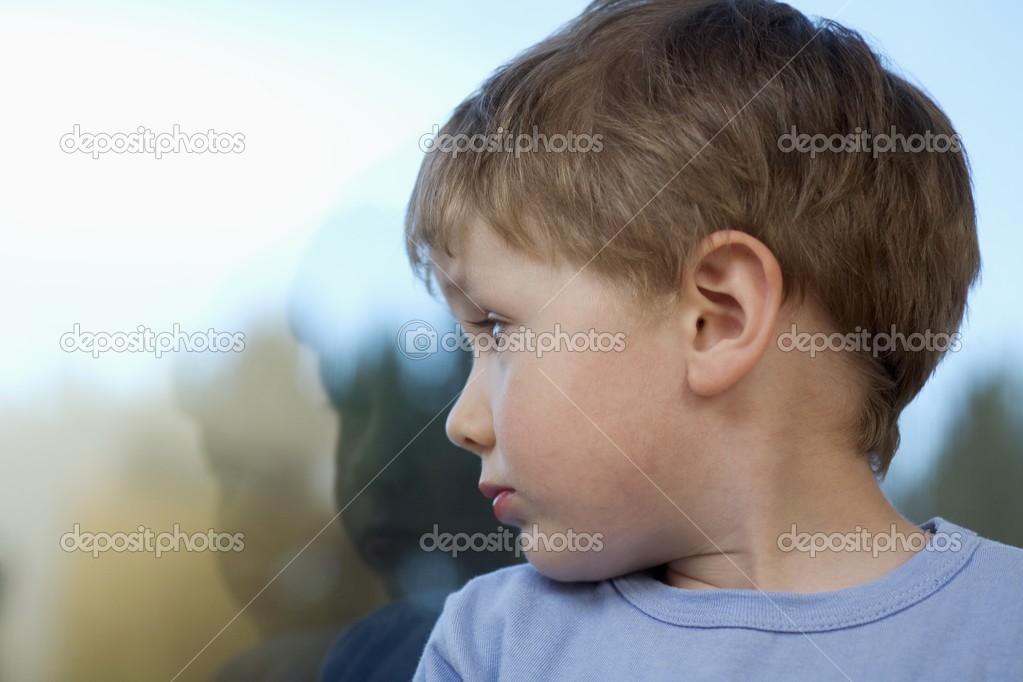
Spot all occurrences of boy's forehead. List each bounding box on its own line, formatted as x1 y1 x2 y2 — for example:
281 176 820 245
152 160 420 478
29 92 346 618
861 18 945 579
430 246 469 294
429 221 582 311
430 225 504 300
437 270 475 303
432 251 486 310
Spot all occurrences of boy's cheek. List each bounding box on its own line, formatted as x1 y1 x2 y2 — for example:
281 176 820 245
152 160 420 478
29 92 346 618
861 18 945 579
494 371 562 441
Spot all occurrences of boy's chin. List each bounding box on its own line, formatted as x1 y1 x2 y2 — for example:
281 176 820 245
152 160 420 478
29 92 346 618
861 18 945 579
518 532 626 582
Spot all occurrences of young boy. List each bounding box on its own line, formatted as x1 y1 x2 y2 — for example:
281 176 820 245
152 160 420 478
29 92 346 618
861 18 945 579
404 0 1023 678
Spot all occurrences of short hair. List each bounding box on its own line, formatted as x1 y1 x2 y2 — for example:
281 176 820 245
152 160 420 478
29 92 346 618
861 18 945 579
405 0 980 476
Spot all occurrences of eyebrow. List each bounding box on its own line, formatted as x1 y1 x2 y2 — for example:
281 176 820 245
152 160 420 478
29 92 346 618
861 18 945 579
438 274 489 314
438 272 474 300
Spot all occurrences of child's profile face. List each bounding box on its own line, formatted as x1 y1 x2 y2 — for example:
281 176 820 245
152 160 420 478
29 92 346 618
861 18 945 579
433 220 716 582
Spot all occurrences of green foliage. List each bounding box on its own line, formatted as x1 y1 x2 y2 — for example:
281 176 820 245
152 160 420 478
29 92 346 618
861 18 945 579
895 375 1023 548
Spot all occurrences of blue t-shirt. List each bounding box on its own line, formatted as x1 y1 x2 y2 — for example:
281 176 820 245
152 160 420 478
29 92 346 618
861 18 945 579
414 518 1023 680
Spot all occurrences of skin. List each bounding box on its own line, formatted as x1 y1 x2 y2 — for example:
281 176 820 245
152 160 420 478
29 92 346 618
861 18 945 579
434 218 928 592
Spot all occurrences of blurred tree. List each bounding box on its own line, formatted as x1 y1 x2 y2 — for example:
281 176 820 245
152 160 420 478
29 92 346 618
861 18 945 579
895 374 1023 548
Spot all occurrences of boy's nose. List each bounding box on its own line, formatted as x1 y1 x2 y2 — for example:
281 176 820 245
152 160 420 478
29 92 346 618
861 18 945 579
445 367 495 456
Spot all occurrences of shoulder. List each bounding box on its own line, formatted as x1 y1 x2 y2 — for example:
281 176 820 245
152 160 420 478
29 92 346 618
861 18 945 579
962 531 1023 594
934 517 1023 612
965 531 1023 564
455 561 576 597
938 516 1023 575
414 564 616 680
971 533 1023 568
441 562 605 628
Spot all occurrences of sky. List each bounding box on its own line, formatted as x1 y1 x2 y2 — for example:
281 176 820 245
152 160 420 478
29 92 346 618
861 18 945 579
0 0 1020 484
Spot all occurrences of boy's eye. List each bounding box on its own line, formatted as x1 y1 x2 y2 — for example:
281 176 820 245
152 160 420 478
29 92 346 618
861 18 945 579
467 317 506 337
462 316 509 354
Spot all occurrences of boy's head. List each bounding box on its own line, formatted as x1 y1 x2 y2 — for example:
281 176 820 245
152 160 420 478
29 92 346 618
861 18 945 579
404 0 979 580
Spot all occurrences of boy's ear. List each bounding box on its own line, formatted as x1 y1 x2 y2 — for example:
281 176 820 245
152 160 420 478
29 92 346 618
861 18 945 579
680 230 783 396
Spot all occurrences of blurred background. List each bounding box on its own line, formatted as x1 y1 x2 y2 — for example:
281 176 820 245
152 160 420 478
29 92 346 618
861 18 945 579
0 1 1020 680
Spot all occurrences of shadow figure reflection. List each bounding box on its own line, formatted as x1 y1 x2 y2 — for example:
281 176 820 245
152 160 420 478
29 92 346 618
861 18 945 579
175 329 388 682
314 339 522 681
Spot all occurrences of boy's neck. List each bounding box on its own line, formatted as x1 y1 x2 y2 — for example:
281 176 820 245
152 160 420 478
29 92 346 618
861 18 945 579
660 449 926 593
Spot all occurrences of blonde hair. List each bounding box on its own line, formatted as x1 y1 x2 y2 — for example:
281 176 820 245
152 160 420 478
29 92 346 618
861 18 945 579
405 0 980 476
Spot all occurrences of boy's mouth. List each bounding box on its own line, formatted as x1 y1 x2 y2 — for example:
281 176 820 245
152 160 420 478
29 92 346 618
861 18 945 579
479 483 515 500
479 483 518 522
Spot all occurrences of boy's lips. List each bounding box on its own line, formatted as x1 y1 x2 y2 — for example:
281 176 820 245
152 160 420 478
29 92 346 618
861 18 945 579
479 483 518 523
